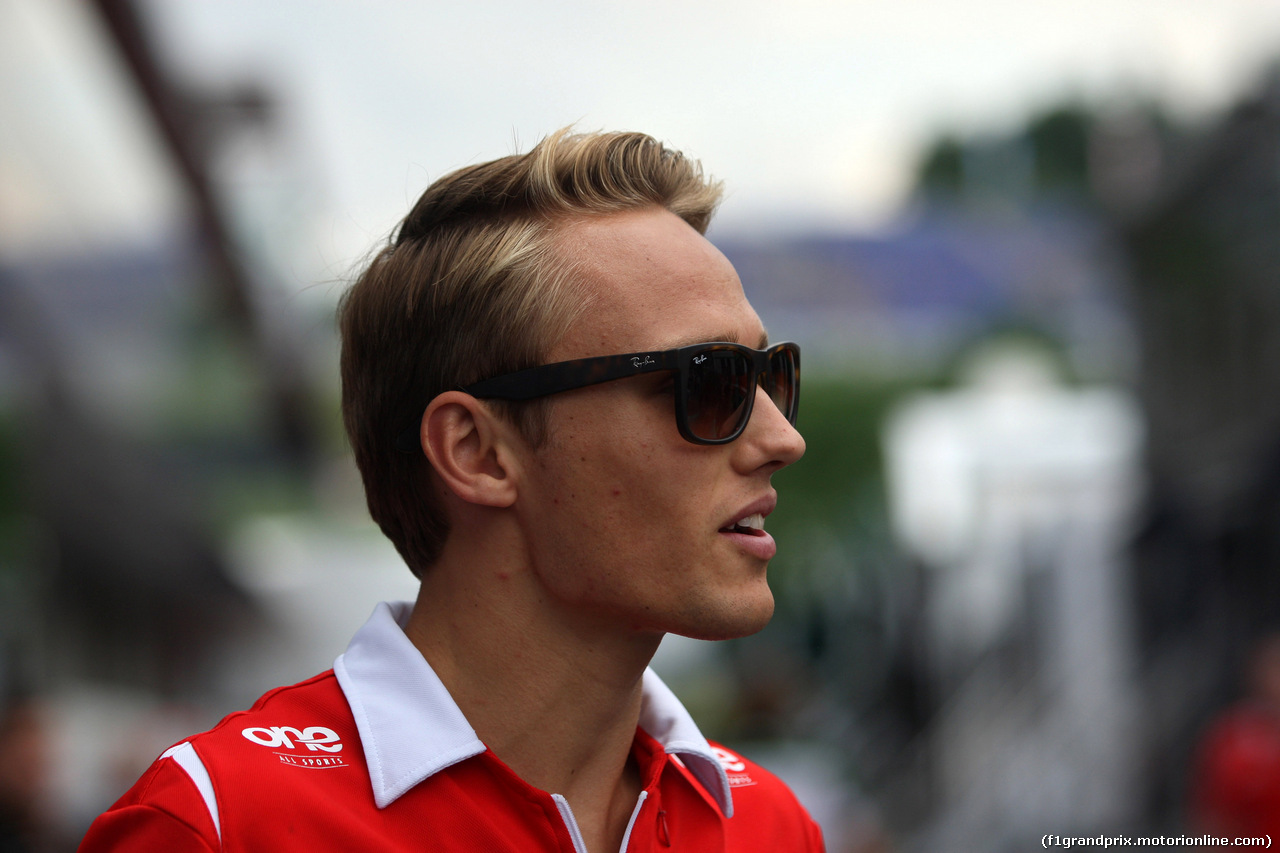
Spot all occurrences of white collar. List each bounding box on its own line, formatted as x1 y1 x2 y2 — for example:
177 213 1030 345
334 601 734 817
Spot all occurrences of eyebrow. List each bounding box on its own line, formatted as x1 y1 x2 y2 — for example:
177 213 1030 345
657 329 771 350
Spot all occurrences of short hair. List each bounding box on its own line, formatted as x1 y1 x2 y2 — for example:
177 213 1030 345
338 129 724 576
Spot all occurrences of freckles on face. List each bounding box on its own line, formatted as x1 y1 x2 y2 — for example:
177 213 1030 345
527 400 700 571
508 208 785 638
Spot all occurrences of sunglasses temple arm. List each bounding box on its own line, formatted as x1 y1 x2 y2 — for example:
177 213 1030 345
463 351 681 401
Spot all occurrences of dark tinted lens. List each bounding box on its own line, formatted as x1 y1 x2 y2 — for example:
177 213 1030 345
685 349 754 440
763 346 798 423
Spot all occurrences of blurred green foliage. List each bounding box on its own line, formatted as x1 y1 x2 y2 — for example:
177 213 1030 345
918 135 965 197
1026 106 1092 195
916 99 1177 207
766 374 923 591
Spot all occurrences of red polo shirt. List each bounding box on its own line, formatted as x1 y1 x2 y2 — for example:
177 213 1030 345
79 602 825 851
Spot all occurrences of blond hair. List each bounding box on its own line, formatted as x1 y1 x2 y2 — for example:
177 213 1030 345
338 129 723 575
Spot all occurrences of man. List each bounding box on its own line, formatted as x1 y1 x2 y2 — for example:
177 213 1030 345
80 129 820 851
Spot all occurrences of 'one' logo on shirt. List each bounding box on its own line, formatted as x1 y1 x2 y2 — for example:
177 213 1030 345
241 726 348 768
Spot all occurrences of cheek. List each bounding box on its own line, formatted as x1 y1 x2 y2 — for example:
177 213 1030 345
534 446 699 564
534 395 725 544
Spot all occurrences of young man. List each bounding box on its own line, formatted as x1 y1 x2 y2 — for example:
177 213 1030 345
80 129 821 851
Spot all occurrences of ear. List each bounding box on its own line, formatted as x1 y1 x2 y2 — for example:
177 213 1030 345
419 391 522 508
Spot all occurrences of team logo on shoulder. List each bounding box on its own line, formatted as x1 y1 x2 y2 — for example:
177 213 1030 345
241 725 348 768
711 746 756 787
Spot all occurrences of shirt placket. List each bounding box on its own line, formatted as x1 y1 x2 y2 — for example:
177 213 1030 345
552 788 650 845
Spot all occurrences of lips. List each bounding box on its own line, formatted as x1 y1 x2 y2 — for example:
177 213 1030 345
719 495 776 533
719 496 778 560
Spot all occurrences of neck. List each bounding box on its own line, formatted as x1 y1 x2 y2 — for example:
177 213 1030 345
403 525 662 848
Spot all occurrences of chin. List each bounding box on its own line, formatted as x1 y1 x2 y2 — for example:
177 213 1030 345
675 591 775 642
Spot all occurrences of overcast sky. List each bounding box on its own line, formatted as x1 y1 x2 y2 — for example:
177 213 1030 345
4 0 1280 272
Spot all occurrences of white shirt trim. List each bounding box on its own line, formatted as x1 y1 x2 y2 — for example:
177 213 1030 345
618 790 649 850
161 742 221 842
552 794 589 853
334 601 734 816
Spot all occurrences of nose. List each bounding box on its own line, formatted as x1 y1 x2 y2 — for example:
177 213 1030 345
736 384 805 472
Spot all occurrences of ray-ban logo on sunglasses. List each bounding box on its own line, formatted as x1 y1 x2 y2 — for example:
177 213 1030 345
693 354 708 364
631 356 656 368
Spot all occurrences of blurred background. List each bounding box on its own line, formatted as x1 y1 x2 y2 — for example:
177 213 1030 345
4 0 1280 850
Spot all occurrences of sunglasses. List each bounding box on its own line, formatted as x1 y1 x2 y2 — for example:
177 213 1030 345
453 340 801 446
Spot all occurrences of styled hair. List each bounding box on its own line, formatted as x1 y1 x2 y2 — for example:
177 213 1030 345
338 128 724 576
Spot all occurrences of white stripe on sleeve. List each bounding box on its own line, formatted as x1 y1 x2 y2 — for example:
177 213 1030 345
160 742 221 842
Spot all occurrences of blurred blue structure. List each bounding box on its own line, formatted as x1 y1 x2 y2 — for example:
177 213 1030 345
723 206 1129 380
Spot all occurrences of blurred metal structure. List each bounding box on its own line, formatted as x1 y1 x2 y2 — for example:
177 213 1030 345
88 0 316 465
0 0 328 702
